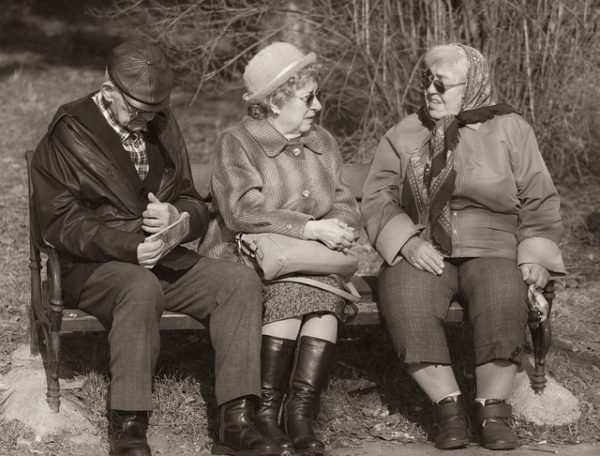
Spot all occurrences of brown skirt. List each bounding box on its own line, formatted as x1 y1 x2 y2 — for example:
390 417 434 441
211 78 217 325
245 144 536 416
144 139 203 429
262 275 347 324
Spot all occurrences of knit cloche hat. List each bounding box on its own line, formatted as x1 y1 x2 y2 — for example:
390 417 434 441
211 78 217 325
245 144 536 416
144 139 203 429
242 42 316 102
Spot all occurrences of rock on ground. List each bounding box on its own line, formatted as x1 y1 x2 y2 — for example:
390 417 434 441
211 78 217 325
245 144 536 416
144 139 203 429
0 344 101 445
508 357 581 426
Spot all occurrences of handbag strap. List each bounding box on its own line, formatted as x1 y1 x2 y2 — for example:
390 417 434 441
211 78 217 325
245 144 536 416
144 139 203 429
271 277 361 302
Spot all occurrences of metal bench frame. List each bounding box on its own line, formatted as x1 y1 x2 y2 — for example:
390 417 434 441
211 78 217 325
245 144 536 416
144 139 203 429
25 150 555 413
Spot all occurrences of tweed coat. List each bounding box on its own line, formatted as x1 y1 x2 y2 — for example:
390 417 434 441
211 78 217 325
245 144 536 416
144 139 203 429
200 118 361 264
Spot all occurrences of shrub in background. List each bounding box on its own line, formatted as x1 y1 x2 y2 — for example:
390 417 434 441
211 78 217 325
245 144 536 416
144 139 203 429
99 0 600 179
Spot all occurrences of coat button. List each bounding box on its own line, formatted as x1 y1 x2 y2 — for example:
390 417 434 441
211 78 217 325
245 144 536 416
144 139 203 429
302 190 311 197
292 147 302 156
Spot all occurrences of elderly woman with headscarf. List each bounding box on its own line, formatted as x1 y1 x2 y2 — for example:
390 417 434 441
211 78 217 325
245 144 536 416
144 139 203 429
201 42 361 456
362 44 565 450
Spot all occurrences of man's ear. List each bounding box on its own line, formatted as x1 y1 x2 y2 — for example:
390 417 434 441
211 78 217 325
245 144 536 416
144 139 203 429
100 80 116 103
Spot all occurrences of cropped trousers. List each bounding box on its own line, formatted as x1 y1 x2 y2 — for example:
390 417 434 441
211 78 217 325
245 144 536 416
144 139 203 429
378 257 529 366
76 256 263 411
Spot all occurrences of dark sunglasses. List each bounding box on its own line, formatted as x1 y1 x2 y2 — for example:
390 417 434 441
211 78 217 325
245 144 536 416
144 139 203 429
299 89 321 107
420 70 465 94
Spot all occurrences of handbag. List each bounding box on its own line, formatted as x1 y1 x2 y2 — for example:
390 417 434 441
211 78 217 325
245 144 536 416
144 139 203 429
236 233 361 302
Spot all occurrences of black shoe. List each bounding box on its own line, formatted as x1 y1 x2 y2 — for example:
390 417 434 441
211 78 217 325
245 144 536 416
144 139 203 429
284 336 335 456
254 336 296 454
475 399 520 450
432 396 469 450
212 396 279 456
109 410 151 456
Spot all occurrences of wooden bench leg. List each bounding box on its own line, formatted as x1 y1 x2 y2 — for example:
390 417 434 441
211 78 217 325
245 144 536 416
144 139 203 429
530 318 552 394
28 302 42 356
46 317 62 413
45 252 64 413
528 281 555 394
28 241 43 356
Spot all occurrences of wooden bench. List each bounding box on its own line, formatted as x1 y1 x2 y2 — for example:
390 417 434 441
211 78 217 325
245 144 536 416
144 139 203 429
25 150 555 413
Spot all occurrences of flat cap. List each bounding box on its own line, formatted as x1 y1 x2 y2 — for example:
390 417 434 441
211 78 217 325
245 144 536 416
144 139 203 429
108 39 174 112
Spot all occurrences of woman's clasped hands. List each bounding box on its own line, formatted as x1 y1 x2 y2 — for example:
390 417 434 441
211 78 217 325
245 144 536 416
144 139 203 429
303 218 357 252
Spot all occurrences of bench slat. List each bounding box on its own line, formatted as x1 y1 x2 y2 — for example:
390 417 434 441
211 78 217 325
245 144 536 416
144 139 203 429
62 310 205 333
59 276 463 332
191 164 211 199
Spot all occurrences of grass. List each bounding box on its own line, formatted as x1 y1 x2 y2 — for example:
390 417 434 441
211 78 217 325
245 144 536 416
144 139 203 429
1 7 599 455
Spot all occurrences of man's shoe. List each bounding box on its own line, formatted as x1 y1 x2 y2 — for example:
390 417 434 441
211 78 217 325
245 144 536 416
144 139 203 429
432 396 469 449
212 396 279 456
475 399 520 450
109 410 151 456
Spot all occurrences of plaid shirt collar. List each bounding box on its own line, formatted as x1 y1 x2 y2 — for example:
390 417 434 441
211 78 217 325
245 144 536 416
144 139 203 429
92 91 144 141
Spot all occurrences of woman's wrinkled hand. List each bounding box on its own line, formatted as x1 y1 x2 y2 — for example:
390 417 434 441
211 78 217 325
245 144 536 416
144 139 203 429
520 263 550 289
303 219 356 251
137 239 164 269
400 236 445 275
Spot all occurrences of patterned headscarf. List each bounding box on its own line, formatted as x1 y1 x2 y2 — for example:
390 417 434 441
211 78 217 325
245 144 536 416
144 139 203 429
401 44 514 255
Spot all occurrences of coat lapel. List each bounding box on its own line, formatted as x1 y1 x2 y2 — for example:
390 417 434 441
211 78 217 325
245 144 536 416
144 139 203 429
73 96 143 197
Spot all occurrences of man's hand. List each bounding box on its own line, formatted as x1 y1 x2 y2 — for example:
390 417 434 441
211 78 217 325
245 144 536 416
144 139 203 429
137 239 164 269
303 219 357 252
520 263 550 289
142 192 179 233
400 236 445 276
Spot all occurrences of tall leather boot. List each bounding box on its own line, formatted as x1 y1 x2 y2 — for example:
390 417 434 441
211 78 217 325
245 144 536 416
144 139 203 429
212 396 279 456
109 410 152 456
432 395 469 449
284 336 335 456
254 335 296 454
475 399 519 450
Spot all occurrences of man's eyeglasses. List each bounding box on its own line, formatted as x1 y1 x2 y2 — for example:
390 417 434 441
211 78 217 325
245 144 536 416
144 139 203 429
117 88 154 119
420 70 465 94
299 89 321 107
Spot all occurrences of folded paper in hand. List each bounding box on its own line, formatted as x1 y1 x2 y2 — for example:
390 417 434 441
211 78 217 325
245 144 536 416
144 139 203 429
144 212 190 259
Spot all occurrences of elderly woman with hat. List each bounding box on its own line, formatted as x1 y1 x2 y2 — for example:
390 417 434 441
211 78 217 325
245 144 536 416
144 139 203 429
362 44 565 450
201 42 361 455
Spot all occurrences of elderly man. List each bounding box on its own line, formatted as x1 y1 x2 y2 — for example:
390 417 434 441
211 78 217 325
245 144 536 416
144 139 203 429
31 40 275 456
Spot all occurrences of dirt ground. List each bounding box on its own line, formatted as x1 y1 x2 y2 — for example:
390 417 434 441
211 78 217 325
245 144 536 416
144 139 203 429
335 442 600 456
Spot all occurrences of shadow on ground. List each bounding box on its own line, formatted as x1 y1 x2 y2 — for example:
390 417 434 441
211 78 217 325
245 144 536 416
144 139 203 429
330 324 479 446
57 330 218 449
52 324 479 449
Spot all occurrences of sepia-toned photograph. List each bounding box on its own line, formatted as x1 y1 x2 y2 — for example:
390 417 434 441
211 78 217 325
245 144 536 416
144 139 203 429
0 1 598 455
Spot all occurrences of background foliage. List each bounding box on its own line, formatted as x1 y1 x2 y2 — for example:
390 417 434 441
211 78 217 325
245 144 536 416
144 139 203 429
100 0 600 177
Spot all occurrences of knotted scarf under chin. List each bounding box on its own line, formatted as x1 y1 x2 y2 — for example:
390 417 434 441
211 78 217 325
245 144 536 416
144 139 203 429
401 103 514 255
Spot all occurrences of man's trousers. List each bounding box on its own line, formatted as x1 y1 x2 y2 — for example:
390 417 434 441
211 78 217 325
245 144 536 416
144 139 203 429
76 256 263 411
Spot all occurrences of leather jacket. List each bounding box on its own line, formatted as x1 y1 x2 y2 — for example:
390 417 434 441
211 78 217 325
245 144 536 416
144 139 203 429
31 94 210 303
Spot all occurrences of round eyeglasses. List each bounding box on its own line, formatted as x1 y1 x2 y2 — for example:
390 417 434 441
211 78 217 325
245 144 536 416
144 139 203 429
298 89 321 107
